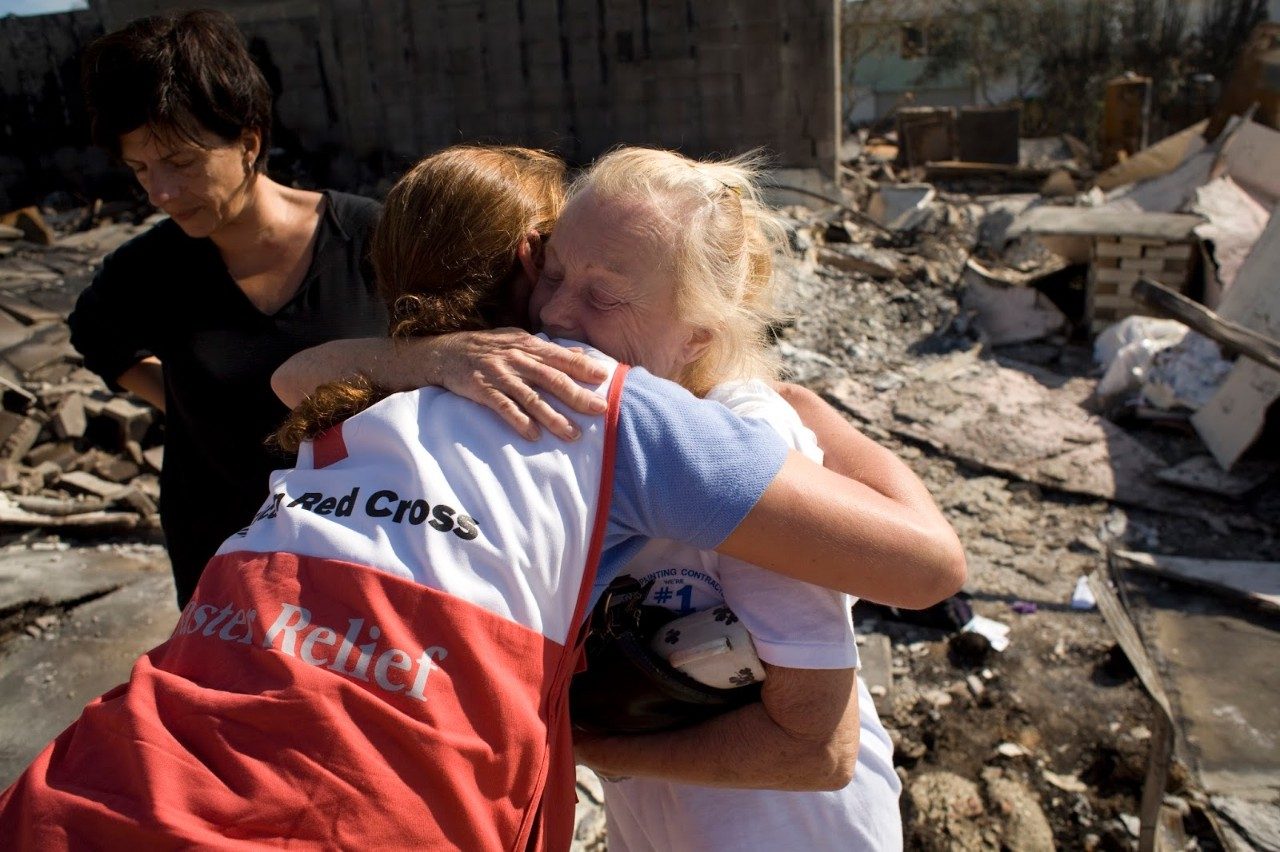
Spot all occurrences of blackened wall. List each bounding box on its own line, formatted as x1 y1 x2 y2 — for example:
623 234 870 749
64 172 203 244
0 9 110 209
1 0 839 206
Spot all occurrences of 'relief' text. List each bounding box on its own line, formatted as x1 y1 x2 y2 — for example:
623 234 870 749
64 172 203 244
176 599 448 702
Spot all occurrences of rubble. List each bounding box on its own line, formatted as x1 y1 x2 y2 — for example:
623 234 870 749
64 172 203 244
0 209 162 535
0 207 55 246
821 113 1278 850
983 769 1056 852
1097 550 1280 852
869 183 936 232
960 258 1068 346
1156 455 1276 500
904 771 987 850
1192 206 1280 469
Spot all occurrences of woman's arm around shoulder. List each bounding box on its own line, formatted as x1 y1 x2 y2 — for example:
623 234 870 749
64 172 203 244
611 371 966 607
718 450 966 608
272 329 609 441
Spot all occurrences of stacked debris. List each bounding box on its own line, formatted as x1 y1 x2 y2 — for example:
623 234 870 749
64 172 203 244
1000 113 1280 476
840 92 1280 488
0 208 163 534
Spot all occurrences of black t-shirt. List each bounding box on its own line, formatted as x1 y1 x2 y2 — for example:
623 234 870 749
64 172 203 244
68 191 388 605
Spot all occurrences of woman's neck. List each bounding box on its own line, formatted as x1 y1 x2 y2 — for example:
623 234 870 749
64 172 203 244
208 173 295 256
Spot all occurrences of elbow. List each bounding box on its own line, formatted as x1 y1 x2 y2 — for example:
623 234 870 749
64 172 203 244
930 529 968 603
819 746 858 791
784 727 859 791
802 737 859 791
897 524 968 610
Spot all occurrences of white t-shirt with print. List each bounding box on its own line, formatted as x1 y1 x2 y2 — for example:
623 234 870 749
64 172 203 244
600 380 904 852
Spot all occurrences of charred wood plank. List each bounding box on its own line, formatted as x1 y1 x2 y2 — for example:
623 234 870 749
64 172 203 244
1133 277 1280 374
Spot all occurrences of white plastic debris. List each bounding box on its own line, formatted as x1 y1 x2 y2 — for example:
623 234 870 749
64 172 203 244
961 614 1011 652
1094 316 1189 400
1141 331 1233 411
1070 575 1097 610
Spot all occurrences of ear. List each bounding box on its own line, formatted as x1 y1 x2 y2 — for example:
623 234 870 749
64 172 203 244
240 128 263 170
681 326 713 365
515 229 544 285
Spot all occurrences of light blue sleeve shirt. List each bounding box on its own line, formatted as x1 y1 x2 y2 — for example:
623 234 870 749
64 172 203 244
595 367 789 602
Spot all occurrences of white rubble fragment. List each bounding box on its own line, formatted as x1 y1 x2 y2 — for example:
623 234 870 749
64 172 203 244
1043 770 1088 793
961 614 1010 652
997 742 1029 758
1093 316 1189 400
1141 331 1233 411
1070 575 1097 610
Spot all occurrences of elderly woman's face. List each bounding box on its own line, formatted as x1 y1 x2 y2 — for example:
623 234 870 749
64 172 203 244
119 125 257 238
531 191 707 380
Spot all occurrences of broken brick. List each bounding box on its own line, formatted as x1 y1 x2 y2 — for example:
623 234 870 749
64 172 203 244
93 455 140 484
24 441 78 471
0 411 44 463
0 374 36 413
0 322 76 376
57 470 131 501
120 488 156 517
101 397 153 444
52 392 86 439
0 206 55 246
132 473 160 502
123 440 145 466
0 293 62 326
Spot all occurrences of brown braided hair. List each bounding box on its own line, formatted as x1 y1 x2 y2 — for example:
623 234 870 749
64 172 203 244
273 145 566 452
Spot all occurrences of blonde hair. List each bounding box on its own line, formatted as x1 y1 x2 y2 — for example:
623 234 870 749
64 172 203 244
274 145 566 452
567 147 790 396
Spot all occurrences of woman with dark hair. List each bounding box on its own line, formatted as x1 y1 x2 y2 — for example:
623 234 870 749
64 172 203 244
69 9 387 608
70 10 598 607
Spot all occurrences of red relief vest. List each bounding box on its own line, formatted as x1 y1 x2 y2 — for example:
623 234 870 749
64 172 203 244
0 361 629 851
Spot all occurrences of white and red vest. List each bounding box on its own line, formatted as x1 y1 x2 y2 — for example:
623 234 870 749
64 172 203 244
0 360 628 850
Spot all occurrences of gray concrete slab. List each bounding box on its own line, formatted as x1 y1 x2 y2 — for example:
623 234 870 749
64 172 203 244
0 546 176 786
0 547 162 613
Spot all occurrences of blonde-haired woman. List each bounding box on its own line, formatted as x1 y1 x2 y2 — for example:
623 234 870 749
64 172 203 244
534 147 906 850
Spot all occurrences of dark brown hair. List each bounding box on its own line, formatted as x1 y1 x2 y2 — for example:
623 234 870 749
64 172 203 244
81 9 272 170
274 145 567 452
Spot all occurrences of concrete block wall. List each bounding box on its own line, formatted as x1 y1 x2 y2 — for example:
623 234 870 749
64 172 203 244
1 0 838 205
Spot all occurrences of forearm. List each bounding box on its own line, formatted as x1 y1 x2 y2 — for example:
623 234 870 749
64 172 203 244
576 665 859 791
718 452 966 607
776 382 938 511
762 385 966 607
271 330 607 440
272 338 399 407
117 357 166 412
